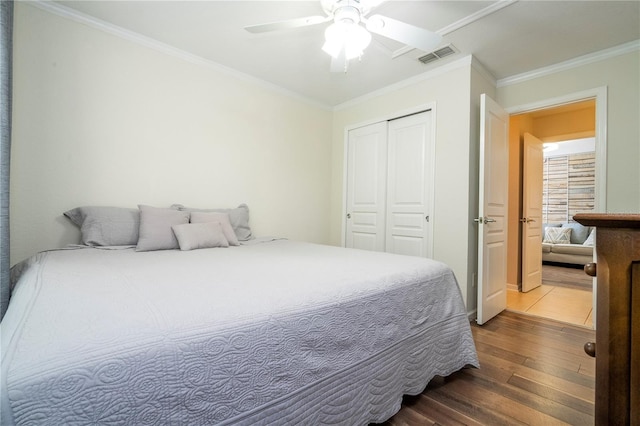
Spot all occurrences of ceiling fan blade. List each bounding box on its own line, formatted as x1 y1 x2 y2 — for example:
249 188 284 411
244 15 330 33
365 14 442 52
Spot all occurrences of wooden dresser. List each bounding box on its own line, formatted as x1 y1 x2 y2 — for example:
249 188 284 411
574 213 639 425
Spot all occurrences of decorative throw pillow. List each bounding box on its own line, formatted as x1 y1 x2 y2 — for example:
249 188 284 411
542 223 561 236
189 212 240 246
562 222 591 244
543 227 572 244
64 206 140 246
172 222 229 251
171 203 253 241
583 228 595 246
136 205 190 252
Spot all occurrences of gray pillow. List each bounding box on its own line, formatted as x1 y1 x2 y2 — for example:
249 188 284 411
172 222 229 251
64 206 140 246
562 222 591 244
136 205 190 252
171 203 253 241
190 211 240 246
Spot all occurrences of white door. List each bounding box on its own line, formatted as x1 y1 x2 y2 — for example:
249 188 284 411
386 111 434 257
521 133 544 292
477 94 509 325
345 122 388 251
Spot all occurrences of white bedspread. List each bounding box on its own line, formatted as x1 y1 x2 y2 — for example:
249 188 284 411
1 240 478 425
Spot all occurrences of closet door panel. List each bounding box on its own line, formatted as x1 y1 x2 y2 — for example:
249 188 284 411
345 122 388 252
386 112 433 257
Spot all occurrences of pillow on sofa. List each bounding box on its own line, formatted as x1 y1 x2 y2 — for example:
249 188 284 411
543 227 572 244
562 222 591 244
583 228 595 246
64 206 140 246
543 223 562 237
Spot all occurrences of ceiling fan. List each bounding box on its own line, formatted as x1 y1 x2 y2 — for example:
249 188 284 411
244 0 443 72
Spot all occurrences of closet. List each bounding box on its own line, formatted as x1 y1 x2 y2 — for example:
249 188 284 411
344 110 434 258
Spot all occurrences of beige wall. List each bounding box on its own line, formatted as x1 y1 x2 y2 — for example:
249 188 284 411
497 50 640 213
10 3 333 264
330 58 478 309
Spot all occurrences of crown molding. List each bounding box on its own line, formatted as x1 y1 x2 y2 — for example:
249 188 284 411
334 55 474 111
28 0 333 111
497 39 640 88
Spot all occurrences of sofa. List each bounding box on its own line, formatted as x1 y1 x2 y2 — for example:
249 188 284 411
542 222 594 266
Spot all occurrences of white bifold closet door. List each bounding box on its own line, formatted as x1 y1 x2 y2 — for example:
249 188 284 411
345 111 434 258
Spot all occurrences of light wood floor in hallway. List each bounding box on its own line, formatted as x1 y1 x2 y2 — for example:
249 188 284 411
507 264 594 328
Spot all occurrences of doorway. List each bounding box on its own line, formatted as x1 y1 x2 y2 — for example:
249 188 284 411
505 99 598 328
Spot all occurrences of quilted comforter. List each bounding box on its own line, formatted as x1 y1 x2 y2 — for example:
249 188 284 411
1 240 478 425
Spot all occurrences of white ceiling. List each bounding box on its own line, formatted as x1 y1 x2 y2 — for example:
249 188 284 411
50 0 640 107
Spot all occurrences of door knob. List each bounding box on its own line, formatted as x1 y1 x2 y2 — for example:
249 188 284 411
584 342 596 357
584 263 596 277
474 217 495 224
520 218 536 223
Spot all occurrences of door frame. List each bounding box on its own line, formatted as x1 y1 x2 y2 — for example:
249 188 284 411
505 86 607 212
341 102 437 249
506 86 607 327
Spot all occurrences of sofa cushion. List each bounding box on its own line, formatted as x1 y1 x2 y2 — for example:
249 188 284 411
550 243 593 257
541 243 552 253
562 222 591 244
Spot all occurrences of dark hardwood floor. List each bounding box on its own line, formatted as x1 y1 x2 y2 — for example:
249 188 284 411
378 311 595 425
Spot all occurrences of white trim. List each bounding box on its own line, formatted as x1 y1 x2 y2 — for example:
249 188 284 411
391 0 518 59
438 0 518 37
334 56 472 111
28 0 332 111
497 40 640 88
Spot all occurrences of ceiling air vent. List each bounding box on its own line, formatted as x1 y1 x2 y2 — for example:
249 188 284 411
418 45 457 65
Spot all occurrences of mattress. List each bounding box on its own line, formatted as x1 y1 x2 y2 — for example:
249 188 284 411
1 240 478 425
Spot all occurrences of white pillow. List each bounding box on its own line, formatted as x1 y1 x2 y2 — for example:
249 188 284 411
582 229 595 246
189 211 240 246
172 222 229 251
543 227 572 244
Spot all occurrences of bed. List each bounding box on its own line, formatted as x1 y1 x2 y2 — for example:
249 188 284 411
1 206 478 425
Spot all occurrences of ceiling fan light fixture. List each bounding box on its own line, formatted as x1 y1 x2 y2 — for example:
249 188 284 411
322 21 371 60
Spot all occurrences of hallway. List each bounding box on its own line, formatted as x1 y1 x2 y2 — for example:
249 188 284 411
506 264 593 328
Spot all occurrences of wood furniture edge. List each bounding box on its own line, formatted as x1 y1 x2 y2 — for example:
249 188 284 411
574 213 640 228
